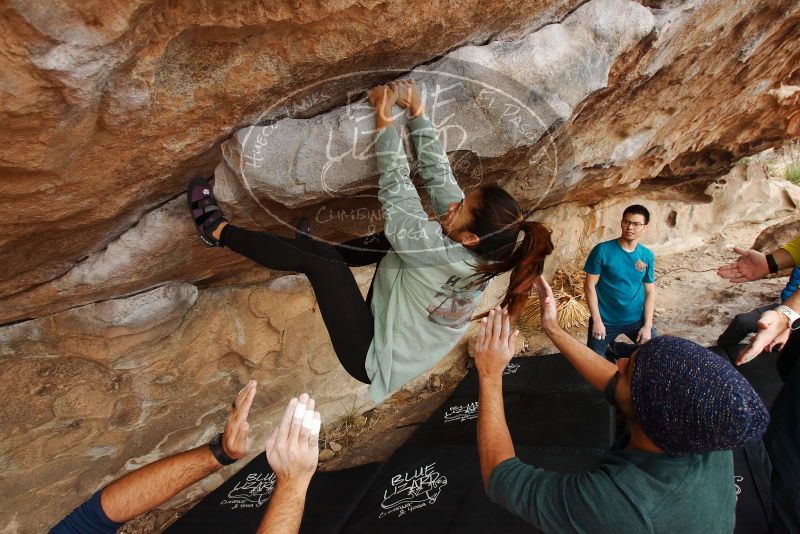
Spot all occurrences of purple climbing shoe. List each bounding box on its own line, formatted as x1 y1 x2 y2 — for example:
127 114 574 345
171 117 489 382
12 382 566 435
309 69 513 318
187 177 227 247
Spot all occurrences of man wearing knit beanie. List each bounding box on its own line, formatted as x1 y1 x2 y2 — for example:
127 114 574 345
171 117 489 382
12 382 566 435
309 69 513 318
476 278 769 534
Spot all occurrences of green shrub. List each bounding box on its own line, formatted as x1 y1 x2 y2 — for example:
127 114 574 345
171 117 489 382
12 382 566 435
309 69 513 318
778 141 800 183
785 164 800 184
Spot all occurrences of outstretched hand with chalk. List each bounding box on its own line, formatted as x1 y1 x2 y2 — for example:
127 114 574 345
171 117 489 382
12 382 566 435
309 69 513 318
265 393 321 484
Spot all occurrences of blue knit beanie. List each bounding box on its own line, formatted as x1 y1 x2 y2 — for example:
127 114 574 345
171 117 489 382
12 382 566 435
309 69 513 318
630 336 769 455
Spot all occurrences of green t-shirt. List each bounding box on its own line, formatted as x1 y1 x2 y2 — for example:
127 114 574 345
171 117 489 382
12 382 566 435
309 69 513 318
488 450 735 533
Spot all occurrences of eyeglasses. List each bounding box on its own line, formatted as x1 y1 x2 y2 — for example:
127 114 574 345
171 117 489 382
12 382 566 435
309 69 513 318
621 220 645 228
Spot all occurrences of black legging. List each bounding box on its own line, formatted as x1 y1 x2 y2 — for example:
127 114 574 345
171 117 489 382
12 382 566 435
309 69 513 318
220 224 392 383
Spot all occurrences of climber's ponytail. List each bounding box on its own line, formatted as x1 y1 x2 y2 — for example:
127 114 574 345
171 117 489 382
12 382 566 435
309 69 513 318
466 186 554 319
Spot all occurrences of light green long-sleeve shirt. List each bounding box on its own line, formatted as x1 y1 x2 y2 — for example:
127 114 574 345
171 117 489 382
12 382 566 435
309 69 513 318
365 115 485 402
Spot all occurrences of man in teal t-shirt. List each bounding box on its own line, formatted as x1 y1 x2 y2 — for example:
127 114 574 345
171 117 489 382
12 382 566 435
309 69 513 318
584 204 656 358
475 285 769 534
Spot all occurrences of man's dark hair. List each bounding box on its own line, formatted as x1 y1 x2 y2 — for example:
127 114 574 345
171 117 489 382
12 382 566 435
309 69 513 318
623 204 650 225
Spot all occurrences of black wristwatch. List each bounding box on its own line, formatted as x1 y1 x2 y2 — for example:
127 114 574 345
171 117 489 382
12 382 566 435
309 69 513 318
208 433 237 465
766 253 779 274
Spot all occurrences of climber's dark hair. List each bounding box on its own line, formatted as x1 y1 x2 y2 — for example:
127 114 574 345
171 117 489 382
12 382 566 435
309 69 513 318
623 204 650 224
467 185 554 318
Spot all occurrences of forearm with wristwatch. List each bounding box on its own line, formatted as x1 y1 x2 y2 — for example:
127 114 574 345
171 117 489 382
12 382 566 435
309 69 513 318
208 432 238 465
766 247 796 274
776 302 800 331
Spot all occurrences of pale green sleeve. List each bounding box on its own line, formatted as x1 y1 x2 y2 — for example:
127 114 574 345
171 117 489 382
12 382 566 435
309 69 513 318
407 114 464 216
374 126 467 266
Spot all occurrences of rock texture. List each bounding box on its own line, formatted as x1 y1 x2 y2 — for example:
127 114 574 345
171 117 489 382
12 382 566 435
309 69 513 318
538 163 800 264
3 161 797 532
752 217 800 252
2 0 799 323
3 0 800 532
0 0 581 309
218 0 654 208
0 276 374 532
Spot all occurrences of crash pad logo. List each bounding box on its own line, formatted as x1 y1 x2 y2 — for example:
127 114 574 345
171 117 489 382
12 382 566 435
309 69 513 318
379 462 448 518
734 475 743 502
503 362 520 375
444 401 479 423
220 472 276 510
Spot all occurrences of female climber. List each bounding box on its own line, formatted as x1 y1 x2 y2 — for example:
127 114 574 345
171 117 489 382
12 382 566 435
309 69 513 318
187 80 554 402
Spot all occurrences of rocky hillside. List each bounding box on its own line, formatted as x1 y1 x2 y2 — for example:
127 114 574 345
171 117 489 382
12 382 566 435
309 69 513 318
2 0 800 532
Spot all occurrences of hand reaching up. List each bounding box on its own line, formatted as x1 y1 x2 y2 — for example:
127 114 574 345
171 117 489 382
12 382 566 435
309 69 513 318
475 305 520 378
368 84 398 130
223 380 257 460
265 394 321 485
389 79 425 118
533 276 559 334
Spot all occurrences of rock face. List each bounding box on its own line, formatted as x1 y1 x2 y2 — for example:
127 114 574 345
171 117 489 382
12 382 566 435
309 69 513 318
3 163 798 532
2 0 800 532
2 0 799 323
1 0 582 307
539 163 800 264
752 217 800 252
0 276 373 533
219 0 654 208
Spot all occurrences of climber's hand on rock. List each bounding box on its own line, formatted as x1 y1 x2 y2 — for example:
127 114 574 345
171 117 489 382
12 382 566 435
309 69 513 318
390 80 425 118
717 247 769 283
368 85 398 130
223 379 256 460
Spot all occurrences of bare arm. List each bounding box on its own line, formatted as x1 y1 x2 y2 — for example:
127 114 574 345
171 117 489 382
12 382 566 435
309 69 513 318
476 307 519 490
101 446 222 522
584 274 605 340
637 283 656 344
537 278 617 392
584 274 601 322
478 374 515 490
102 381 257 522
258 481 310 534
772 248 795 270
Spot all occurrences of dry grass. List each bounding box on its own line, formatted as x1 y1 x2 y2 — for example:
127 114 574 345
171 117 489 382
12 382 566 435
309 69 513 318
319 402 369 448
778 141 800 183
763 141 800 183
518 261 590 336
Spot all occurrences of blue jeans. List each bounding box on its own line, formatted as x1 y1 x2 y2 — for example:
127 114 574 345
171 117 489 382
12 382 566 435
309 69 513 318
586 318 656 360
766 331 800 533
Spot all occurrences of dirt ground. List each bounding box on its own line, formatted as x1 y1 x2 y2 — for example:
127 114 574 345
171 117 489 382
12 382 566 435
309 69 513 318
124 220 787 533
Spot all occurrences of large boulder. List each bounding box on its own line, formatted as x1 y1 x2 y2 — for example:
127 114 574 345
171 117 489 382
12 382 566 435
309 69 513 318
2 0 800 531
2 0 799 323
